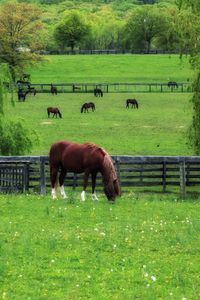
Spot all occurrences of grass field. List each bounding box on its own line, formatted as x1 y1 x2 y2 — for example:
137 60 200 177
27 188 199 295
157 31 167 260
0 193 199 300
5 92 193 156
1 55 200 299
27 55 193 84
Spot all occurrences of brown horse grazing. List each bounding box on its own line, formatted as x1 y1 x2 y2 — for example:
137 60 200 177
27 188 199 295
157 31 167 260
81 102 95 113
47 107 62 118
126 99 139 109
49 141 121 202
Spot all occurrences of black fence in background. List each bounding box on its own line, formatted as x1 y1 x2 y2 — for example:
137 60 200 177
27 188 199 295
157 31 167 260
25 82 193 94
1 155 200 197
39 49 182 55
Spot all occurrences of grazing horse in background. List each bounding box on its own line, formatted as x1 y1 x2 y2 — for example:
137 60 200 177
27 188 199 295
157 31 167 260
81 102 95 113
167 81 178 88
50 84 58 95
18 89 29 101
126 99 139 109
27 86 37 96
49 141 121 201
47 107 62 118
94 87 103 97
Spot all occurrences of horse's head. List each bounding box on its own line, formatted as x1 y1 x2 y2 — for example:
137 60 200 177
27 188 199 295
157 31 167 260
104 178 121 202
102 153 121 202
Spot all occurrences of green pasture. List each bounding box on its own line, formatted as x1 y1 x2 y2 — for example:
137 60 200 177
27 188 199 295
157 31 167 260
6 92 193 156
0 193 199 299
28 55 193 84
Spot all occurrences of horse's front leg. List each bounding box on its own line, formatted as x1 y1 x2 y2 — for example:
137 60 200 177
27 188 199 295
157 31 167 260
59 168 67 199
50 164 58 200
81 170 90 201
91 171 98 201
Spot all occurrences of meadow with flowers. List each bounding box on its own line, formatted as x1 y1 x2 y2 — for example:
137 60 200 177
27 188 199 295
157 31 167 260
0 192 199 299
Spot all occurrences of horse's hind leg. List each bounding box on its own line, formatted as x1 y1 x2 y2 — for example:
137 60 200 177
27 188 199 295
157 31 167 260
59 168 67 199
91 171 98 201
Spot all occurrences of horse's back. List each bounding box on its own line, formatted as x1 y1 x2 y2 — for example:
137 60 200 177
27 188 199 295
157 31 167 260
49 141 105 172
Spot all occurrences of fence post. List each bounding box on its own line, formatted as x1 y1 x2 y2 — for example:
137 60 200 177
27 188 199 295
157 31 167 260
162 160 166 192
180 159 186 197
40 157 46 195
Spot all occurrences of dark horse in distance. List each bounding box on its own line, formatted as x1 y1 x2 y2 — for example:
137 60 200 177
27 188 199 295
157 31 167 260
167 81 178 88
126 99 139 109
81 102 95 113
50 84 58 95
94 87 103 97
49 141 121 201
18 89 29 101
47 107 62 118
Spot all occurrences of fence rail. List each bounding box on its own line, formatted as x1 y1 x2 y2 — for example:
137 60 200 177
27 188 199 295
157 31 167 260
39 49 183 55
1 156 200 197
21 82 193 94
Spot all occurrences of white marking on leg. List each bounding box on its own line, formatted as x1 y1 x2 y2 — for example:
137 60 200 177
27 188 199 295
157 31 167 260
60 185 67 199
51 188 57 200
92 193 99 201
81 191 86 201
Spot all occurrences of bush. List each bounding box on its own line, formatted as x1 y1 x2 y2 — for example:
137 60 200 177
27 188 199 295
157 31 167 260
0 119 36 155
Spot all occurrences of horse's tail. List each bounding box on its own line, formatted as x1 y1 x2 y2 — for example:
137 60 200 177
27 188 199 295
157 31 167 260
81 105 84 113
58 110 62 118
126 100 129 108
136 101 139 109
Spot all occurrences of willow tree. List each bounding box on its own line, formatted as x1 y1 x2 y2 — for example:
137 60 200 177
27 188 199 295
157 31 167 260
177 1 200 154
0 2 43 82
0 64 34 155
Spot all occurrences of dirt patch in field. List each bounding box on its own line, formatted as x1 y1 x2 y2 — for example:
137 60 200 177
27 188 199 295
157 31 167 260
41 121 52 125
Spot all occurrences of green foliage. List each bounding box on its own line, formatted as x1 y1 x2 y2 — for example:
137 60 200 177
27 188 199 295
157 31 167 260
0 193 199 299
54 11 91 51
0 2 44 81
124 6 170 52
0 119 33 155
0 63 36 156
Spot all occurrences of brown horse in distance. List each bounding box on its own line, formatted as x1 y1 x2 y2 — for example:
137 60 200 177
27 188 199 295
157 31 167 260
47 107 62 118
81 102 95 113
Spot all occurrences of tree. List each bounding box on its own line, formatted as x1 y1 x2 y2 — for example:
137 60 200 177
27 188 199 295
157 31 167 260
177 1 200 154
0 63 35 155
0 2 43 82
54 11 91 52
124 6 169 53
88 7 124 50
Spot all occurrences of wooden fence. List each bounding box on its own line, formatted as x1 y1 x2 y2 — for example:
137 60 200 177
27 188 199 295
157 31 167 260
20 82 193 94
1 156 200 197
